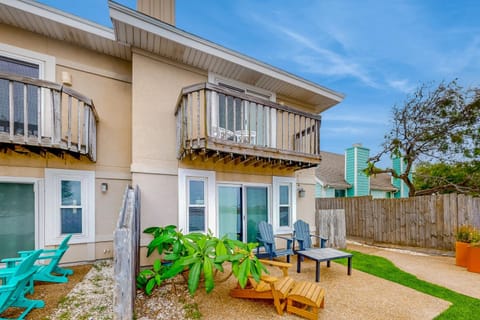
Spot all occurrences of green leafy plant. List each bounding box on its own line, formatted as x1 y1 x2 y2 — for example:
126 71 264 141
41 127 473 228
137 226 267 295
455 225 480 243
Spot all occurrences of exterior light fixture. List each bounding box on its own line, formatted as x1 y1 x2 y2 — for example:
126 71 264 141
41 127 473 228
101 182 108 193
298 186 306 198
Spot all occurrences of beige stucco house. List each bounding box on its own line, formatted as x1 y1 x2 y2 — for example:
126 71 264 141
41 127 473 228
0 0 344 265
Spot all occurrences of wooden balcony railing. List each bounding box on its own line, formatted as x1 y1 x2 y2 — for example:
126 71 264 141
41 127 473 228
0 72 98 161
175 83 321 170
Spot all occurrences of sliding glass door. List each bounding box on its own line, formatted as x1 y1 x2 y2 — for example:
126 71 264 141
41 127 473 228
245 186 268 243
218 185 268 243
218 186 242 240
0 182 35 260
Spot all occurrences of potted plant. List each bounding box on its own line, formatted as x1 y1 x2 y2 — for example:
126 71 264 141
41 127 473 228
137 226 267 295
467 229 480 273
455 225 477 267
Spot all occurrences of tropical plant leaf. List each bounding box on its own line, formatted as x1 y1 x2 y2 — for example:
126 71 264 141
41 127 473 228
203 258 215 293
188 262 202 295
237 258 250 288
146 278 156 295
153 259 161 273
143 226 160 234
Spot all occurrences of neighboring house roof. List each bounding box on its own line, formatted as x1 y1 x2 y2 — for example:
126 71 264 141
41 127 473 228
370 173 398 192
315 151 397 192
315 151 351 189
0 0 345 113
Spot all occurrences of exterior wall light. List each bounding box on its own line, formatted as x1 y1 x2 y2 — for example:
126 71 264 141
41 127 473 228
298 186 306 198
101 182 108 193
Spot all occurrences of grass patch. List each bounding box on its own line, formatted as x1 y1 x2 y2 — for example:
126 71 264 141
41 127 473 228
335 250 480 319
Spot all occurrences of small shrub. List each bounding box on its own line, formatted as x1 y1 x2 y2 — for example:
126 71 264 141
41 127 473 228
455 225 480 243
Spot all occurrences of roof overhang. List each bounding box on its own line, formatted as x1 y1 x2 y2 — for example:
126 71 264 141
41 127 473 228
0 0 345 112
108 1 344 112
0 0 130 60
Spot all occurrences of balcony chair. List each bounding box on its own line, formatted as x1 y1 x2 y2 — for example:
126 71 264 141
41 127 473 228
0 250 45 319
229 259 325 319
293 220 328 251
1 234 73 294
256 221 293 263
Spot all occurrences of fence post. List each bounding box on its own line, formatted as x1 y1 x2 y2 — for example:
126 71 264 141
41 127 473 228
113 185 141 320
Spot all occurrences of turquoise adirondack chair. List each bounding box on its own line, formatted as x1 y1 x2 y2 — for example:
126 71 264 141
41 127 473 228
256 221 293 263
2 235 73 294
0 250 45 320
293 220 328 251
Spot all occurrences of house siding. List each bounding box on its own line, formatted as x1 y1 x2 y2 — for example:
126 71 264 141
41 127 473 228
0 25 132 263
371 190 391 199
345 145 370 197
345 148 355 197
315 183 335 198
392 157 409 198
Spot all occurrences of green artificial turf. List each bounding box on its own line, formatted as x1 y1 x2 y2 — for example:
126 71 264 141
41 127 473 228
335 250 480 319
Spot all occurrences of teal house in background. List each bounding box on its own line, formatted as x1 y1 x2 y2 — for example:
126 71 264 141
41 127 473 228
315 144 409 199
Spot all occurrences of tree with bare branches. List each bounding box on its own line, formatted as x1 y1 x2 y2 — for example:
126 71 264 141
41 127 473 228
366 80 480 197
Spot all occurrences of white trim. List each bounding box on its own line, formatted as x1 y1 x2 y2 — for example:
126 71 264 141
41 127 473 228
353 148 358 196
1 0 116 41
0 176 44 251
44 169 95 245
178 169 216 234
272 176 296 234
0 42 55 81
0 43 56 136
109 2 344 103
209 73 276 102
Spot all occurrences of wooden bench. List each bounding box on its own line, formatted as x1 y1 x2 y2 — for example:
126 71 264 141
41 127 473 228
286 281 325 320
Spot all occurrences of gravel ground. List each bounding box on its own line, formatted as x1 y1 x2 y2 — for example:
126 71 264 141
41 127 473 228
48 260 115 320
45 242 480 319
47 260 196 320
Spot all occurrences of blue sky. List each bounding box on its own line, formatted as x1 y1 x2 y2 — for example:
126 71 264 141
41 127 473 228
39 0 480 167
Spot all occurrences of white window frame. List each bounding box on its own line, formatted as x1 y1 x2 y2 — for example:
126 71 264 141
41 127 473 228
45 169 95 245
0 43 55 136
178 169 216 234
272 176 296 234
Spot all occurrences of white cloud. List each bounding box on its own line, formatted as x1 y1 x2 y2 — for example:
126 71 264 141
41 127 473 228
248 14 378 88
386 79 416 93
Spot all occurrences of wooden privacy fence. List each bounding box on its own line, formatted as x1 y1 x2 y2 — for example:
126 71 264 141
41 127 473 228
316 194 480 251
113 185 141 320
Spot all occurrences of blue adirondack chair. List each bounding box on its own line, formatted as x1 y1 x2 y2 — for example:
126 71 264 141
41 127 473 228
0 250 45 320
2 235 73 294
293 220 328 251
256 221 293 263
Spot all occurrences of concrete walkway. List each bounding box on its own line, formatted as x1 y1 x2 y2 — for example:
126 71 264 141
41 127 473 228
348 241 480 300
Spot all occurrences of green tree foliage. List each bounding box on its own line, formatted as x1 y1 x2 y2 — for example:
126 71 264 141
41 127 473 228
414 161 480 196
366 80 480 197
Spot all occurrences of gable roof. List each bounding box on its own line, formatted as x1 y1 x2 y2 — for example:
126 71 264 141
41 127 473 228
370 173 398 192
315 151 397 192
315 151 351 189
108 1 344 113
0 0 345 113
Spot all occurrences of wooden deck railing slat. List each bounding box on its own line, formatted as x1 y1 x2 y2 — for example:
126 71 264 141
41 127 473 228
175 82 322 169
0 72 98 161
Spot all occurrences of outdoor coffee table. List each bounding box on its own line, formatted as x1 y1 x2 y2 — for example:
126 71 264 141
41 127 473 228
296 248 353 282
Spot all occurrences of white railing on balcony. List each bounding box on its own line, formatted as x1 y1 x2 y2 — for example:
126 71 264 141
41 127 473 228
0 72 98 161
175 83 321 168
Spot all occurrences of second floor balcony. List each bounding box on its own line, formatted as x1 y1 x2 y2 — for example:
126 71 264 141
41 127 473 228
175 83 322 170
0 72 98 161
